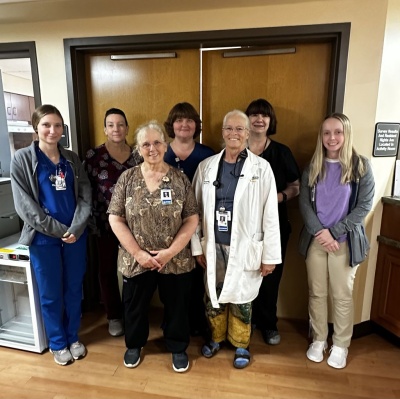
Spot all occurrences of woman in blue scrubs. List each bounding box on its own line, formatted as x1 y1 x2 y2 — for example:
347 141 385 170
10 104 92 366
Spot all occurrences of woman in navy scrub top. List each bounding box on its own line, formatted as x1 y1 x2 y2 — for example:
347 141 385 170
164 102 214 338
10 104 92 366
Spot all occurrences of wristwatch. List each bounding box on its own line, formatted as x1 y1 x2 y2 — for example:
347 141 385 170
281 191 287 202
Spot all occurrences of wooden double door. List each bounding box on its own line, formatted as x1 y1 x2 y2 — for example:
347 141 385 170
85 41 331 171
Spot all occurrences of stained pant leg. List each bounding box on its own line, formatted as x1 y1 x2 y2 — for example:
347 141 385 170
227 302 252 348
205 298 228 344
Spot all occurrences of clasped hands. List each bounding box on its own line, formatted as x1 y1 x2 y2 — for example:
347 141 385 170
62 231 77 244
314 229 339 252
137 249 172 271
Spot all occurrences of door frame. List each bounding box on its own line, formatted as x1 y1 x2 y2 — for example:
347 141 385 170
64 23 350 158
0 41 42 109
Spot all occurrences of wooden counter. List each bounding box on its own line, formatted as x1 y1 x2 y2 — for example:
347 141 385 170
371 197 400 337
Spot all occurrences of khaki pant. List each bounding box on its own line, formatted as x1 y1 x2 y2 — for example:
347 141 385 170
306 239 359 348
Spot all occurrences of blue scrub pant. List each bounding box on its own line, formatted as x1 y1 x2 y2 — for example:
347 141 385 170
29 231 87 351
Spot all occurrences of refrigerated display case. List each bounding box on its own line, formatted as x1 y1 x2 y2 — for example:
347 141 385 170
0 233 47 353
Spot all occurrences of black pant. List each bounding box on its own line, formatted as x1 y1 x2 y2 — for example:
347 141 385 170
188 264 208 335
96 233 123 320
252 222 290 331
123 270 192 353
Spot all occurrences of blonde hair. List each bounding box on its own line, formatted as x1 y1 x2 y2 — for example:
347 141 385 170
308 113 366 186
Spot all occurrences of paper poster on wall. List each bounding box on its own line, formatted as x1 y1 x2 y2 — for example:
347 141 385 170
373 122 400 157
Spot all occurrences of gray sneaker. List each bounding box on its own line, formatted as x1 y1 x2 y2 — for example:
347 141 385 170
50 347 73 366
70 341 86 360
108 319 124 337
262 330 281 345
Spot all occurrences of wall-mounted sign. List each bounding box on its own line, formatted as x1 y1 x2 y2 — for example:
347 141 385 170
373 122 400 157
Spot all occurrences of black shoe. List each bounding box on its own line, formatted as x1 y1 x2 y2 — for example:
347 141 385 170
124 348 141 368
172 351 189 373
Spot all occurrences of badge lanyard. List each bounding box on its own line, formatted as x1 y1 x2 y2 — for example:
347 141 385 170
216 162 232 232
39 148 68 191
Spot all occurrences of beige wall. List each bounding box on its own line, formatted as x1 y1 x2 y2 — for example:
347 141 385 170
1 0 399 323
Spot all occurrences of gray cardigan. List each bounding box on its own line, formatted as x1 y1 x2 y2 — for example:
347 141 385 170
10 141 92 245
298 155 375 266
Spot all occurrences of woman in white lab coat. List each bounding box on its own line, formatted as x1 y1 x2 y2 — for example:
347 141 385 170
191 109 281 369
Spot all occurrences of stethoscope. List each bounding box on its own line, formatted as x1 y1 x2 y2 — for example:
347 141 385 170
212 149 247 188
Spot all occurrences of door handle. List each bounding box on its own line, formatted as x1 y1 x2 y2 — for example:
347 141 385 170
7 107 12 115
13 107 17 115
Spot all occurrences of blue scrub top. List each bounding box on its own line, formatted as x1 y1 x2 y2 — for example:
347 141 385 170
32 145 76 245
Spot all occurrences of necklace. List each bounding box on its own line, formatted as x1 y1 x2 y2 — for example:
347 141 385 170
141 164 170 183
249 136 269 156
259 136 270 156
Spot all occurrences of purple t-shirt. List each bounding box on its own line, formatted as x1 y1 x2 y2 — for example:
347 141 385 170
316 159 351 242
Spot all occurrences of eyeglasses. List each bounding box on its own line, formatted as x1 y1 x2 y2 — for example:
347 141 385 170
140 140 165 150
222 126 248 133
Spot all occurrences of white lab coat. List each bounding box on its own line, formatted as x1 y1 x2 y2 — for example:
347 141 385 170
191 149 282 308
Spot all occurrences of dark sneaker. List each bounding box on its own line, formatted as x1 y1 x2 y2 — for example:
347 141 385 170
50 347 73 366
108 319 124 337
124 348 141 368
172 352 189 373
70 341 86 360
262 330 281 345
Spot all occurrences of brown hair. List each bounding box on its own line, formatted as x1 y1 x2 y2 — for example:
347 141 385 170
32 104 64 133
164 102 202 139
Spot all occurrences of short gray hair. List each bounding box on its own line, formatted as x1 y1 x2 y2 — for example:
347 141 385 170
135 120 167 148
223 109 250 129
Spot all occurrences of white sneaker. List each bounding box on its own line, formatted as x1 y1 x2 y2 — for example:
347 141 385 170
306 340 328 363
327 345 348 369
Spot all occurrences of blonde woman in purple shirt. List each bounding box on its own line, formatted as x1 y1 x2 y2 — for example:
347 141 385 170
299 113 374 369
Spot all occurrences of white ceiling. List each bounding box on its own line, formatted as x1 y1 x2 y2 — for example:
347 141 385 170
0 0 321 24
0 58 32 80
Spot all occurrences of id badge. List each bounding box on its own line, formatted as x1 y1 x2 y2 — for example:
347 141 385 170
216 210 229 232
161 189 172 205
55 174 66 191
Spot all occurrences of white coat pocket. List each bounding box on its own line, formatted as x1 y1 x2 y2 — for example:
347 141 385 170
244 234 264 271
